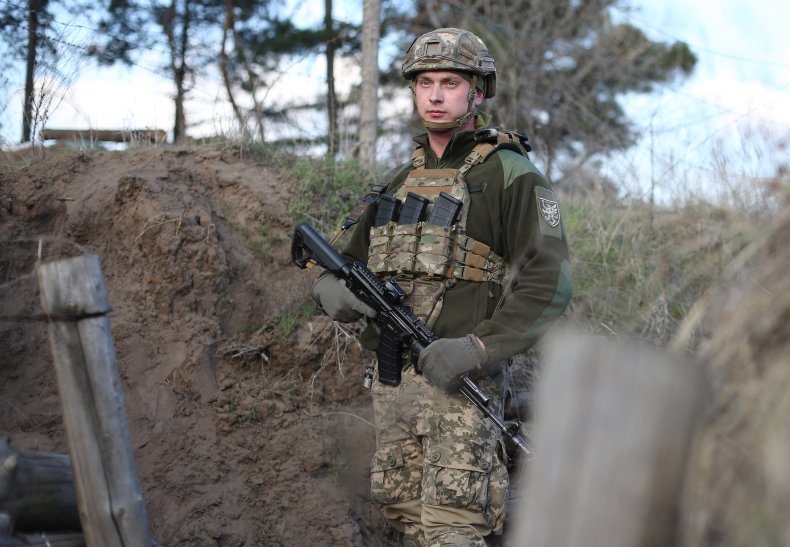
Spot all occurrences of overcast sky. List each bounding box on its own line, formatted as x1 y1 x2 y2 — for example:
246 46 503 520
2 1 788 201
608 1 790 201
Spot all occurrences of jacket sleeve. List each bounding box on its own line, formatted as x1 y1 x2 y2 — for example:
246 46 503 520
473 168 573 363
341 206 373 264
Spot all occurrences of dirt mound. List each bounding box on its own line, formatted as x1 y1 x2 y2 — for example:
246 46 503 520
0 146 389 545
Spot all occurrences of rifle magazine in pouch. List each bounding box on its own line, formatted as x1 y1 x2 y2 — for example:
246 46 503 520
427 191 463 227
374 193 400 227
399 192 429 224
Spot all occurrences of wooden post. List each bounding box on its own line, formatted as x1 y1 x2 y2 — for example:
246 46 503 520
0 439 80 532
512 331 708 547
37 255 154 547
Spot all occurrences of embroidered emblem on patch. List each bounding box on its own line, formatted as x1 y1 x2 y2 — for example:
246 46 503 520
539 197 561 228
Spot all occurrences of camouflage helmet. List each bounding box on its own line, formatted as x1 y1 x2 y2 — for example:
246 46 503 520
402 28 496 98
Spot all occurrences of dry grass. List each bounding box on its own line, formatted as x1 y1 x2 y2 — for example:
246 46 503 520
562 195 758 349
134 213 184 243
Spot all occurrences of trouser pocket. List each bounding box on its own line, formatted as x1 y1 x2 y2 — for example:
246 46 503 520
370 441 422 505
423 462 490 515
421 437 508 529
487 449 509 534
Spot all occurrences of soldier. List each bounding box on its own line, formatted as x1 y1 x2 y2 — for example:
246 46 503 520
312 28 572 546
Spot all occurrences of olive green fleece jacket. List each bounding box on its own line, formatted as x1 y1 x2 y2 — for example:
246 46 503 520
342 129 573 364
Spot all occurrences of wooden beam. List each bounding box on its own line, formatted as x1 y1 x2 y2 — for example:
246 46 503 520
0 532 85 546
37 255 155 547
512 332 708 547
40 129 166 144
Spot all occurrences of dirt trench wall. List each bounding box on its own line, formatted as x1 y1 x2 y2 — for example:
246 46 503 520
0 147 386 546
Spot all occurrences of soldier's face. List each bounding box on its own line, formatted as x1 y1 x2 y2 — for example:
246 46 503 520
414 71 482 129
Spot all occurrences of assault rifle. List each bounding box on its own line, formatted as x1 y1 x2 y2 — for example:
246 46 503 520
291 221 530 456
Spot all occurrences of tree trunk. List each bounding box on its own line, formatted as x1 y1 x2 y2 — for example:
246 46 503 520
220 0 246 138
174 3 190 143
0 439 80 532
232 26 266 141
22 0 42 143
173 77 186 142
325 0 337 158
166 0 190 143
413 0 438 35
358 0 380 171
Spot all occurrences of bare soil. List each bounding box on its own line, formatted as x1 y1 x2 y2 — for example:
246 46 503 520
0 145 391 546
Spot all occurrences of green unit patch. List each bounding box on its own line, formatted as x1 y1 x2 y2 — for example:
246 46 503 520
535 186 562 239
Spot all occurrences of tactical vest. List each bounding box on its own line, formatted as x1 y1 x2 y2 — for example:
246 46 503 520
366 129 530 327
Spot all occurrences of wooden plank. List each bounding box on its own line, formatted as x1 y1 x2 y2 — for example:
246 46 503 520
37 255 154 547
40 129 166 143
0 439 80 532
512 332 707 547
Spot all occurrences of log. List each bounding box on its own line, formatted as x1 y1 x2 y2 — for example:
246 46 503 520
0 439 80 532
40 129 166 144
37 255 155 547
0 531 85 546
512 332 708 547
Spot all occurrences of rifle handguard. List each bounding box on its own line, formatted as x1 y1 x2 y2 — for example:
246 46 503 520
291 222 530 456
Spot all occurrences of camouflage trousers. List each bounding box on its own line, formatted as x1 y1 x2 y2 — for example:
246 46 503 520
370 362 509 547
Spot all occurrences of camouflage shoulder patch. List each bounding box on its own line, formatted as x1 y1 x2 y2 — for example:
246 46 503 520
535 186 562 239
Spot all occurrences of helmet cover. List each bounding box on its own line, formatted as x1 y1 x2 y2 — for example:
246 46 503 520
402 27 496 98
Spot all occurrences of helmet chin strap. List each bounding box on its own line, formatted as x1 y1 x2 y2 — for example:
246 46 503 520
419 75 479 132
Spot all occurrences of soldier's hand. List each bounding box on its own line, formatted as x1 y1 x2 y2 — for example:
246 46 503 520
418 334 488 391
311 274 376 323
